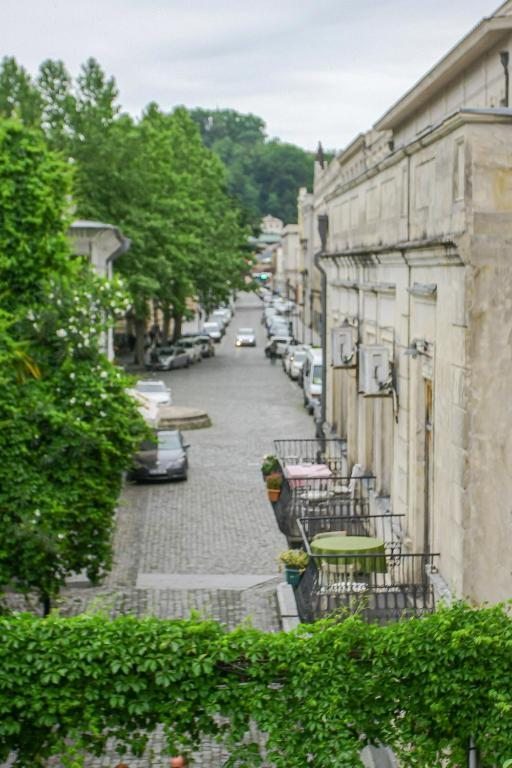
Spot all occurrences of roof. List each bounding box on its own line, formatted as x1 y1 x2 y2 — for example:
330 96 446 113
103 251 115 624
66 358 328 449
69 220 131 262
375 8 512 131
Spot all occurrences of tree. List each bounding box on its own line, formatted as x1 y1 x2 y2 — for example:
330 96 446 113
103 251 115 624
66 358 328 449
0 56 42 127
189 108 314 227
0 120 146 613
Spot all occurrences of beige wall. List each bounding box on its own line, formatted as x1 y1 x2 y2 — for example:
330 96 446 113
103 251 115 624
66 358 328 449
316 112 512 605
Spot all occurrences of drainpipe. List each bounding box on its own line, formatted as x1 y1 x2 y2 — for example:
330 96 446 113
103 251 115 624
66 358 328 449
500 51 509 107
315 213 329 437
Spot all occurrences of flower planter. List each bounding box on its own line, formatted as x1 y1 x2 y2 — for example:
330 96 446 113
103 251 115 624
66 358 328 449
267 487 281 503
285 566 302 587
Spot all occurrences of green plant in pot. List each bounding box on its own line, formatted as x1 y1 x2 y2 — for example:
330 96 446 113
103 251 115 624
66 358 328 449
261 454 281 478
266 471 283 502
278 549 309 586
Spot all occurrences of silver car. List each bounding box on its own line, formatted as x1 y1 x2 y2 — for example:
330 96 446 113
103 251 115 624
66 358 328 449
235 328 257 347
134 380 172 406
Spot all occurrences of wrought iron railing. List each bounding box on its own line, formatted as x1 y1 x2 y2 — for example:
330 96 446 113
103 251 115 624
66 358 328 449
273 438 346 473
295 550 439 625
297 513 405 554
273 474 376 542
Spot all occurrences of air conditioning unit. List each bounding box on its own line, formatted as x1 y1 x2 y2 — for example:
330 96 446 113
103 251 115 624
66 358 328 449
358 345 392 396
331 326 357 368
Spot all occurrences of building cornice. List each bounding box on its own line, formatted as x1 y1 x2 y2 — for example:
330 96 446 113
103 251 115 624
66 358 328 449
321 236 462 267
325 108 512 204
375 14 512 131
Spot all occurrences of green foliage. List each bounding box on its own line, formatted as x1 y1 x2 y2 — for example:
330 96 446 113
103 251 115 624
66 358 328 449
0 604 511 766
0 120 146 609
261 454 281 476
189 107 314 226
0 57 42 127
0 120 72 311
278 549 309 570
266 472 283 490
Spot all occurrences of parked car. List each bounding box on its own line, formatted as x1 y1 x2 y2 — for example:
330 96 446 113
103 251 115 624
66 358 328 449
175 337 202 363
265 335 293 358
196 334 215 357
283 343 309 376
134 379 172 406
289 347 309 380
212 309 229 329
155 346 190 371
267 319 290 338
302 347 323 413
128 429 189 482
202 321 223 342
235 327 257 347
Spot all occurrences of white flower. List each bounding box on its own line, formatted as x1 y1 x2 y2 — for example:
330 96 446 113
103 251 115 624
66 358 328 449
27 310 35 321
34 509 40 517
85 400 92 407
69 397 76 405
57 533 65 540
100 411 106 417
56 329 67 338
100 371 107 378
69 372 75 380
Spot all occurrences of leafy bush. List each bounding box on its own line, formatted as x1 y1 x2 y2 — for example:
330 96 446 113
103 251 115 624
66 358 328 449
261 454 280 476
0 604 511 766
278 549 309 570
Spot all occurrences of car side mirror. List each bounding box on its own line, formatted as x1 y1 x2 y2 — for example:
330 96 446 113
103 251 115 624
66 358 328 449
183 444 190 450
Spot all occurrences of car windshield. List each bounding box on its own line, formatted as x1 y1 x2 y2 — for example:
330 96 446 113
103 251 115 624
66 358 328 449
238 328 254 334
158 432 182 450
293 352 307 362
137 382 166 393
312 365 323 384
203 323 219 330
177 340 192 347
158 347 175 355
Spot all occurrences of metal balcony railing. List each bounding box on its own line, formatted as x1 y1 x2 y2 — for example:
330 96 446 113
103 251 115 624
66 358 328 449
295 546 439 625
273 474 376 542
298 513 405 555
273 438 346 473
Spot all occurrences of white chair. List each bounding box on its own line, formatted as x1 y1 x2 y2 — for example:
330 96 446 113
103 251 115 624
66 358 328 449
332 463 365 497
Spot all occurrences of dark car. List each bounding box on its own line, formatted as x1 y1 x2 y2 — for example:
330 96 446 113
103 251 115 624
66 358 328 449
128 430 190 482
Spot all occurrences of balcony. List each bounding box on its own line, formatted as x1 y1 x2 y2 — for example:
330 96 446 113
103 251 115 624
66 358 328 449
273 437 346 474
295 515 439 625
272 473 376 543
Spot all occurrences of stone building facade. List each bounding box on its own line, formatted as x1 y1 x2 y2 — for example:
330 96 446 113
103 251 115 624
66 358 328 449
307 1 512 605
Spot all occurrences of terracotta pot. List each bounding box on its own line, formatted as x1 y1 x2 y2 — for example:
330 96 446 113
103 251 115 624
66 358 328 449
114 764 130 768
170 757 186 768
267 487 280 502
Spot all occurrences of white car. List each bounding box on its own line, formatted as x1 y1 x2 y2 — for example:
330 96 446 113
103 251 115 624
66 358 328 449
235 328 257 347
289 348 309 380
212 309 229 328
134 380 172 406
202 322 222 342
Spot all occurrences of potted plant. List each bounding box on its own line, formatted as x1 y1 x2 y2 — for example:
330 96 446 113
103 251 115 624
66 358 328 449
261 454 281 479
278 549 309 586
266 472 283 502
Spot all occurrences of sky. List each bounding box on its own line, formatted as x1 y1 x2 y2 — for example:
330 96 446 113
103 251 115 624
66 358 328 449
1 0 503 151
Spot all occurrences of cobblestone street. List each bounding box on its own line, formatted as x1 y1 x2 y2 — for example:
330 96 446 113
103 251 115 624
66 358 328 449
55 292 314 766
